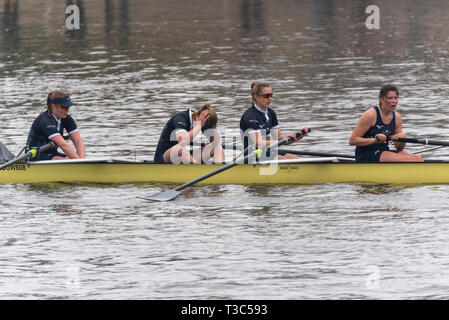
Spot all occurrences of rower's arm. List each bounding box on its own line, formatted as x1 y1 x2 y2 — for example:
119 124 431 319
51 134 80 159
69 131 86 158
176 122 202 146
390 112 406 151
176 111 210 146
349 109 378 146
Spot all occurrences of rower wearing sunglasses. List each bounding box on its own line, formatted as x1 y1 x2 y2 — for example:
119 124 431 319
25 90 86 161
153 104 225 164
240 81 309 161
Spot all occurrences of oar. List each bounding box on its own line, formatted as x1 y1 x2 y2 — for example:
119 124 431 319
389 137 449 147
0 141 15 162
193 142 354 158
414 145 445 154
277 149 354 159
192 141 242 150
0 142 55 170
141 129 310 202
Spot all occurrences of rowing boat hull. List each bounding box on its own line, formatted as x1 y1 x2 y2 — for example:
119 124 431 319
0 159 448 185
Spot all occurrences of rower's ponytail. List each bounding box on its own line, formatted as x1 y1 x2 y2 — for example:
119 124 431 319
47 91 54 113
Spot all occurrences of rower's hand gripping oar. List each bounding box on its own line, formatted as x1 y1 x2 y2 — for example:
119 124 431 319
0 142 55 170
388 137 449 147
141 129 311 202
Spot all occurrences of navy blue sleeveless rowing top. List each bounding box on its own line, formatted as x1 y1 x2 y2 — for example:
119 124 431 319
355 106 396 162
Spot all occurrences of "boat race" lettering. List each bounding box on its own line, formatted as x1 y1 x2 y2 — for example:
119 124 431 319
279 165 300 174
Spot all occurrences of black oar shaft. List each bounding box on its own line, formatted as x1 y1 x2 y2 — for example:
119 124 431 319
194 142 239 150
390 137 449 147
195 143 354 159
278 149 354 159
174 161 238 191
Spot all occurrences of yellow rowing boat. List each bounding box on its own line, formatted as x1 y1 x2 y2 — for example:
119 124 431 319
0 157 447 185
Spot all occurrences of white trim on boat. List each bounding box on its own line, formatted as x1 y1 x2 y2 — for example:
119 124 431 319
24 156 356 166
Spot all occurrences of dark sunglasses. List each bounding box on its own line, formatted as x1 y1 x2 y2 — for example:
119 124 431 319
259 93 273 99
59 106 70 111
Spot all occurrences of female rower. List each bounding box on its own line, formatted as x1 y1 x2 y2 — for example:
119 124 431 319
349 84 423 162
239 81 309 160
26 90 86 161
153 104 225 164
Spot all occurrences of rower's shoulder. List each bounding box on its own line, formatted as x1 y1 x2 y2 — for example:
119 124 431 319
240 105 256 118
394 110 403 122
354 107 377 128
35 110 49 118
242 105 255 113
32 111 52 123
360 106 377 118
170 110 189 121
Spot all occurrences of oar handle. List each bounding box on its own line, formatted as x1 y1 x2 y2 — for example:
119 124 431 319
293 128 311 140
276 128 311 146
193 142 242 150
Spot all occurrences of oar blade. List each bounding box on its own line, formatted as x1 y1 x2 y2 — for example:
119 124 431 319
0 141 15 163
139 189 182 202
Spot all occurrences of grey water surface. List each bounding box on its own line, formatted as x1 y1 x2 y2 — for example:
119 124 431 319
1 0 449 299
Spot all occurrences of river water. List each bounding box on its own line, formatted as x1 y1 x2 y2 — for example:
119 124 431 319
1 0 449 299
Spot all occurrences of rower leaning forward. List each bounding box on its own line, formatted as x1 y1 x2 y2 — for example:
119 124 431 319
26 90 86 161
